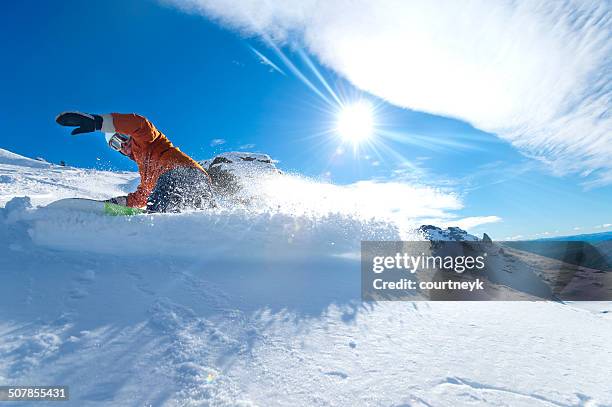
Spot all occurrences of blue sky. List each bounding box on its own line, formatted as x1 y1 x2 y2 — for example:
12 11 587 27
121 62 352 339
0 0 610 239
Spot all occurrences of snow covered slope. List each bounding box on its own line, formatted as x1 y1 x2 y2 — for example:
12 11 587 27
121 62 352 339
1 148 611 406
0 149 137 208
0 148 53 168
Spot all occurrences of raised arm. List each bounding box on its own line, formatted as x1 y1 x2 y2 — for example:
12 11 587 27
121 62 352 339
101 113 162 144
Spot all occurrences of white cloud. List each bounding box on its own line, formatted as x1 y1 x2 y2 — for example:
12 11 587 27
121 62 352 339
165 0 611 185
239 143 256 150
451 216 502 231
210 138 226 146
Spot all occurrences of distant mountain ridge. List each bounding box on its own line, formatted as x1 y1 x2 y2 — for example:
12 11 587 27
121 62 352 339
537 230 612 242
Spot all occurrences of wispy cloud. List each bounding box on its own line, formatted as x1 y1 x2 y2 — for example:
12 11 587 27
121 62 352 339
460 159 542 192
451 216 502 231
210 138 226 147
249 46 286 75
165 0 611 185
594 223 612 229
239 143 256 150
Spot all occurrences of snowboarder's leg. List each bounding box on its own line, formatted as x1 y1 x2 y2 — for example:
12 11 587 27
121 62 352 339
172 167 214 211
146 170 182 213
147 167 214 213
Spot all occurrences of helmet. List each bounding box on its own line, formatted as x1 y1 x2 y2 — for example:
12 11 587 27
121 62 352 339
105 133 131 151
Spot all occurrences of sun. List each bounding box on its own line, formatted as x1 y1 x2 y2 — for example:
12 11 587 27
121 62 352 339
335 100 374 144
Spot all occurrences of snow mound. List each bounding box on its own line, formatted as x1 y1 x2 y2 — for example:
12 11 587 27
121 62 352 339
0 148 52 168
200 151 280 199
200 151 278 174
4 196 401 259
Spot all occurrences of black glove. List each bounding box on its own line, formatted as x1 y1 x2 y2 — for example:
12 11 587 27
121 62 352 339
56 112 103 135
105 196 128 206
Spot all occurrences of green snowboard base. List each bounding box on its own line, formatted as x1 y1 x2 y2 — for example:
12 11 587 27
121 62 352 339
103 202 146 216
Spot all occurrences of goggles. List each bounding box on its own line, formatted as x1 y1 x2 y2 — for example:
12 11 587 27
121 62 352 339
106 133 131 151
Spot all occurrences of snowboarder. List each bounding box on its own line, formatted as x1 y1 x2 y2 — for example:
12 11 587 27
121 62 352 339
56 112 213 212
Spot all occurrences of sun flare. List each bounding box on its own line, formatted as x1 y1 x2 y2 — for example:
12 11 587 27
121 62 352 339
335 101 374 144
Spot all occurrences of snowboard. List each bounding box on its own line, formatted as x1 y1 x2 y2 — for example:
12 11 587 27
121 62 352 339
44 198 146 216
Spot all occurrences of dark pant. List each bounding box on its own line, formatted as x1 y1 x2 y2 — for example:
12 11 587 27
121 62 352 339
147 167 214 213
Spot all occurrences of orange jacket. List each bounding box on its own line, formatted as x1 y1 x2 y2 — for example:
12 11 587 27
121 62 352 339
109 113 208 208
